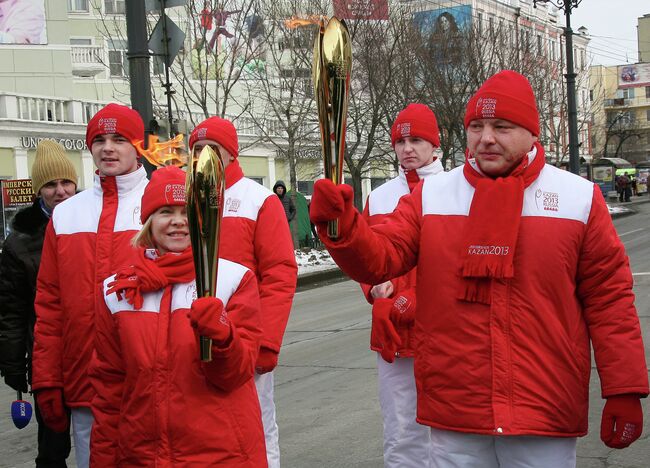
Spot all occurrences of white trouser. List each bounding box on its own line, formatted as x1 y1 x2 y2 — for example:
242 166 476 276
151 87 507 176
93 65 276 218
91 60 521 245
429 427 577 468
377 354 432 468
255 371 280 468
70 407 93 468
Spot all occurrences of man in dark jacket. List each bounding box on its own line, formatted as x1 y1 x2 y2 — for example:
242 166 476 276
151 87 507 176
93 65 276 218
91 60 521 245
273 180 296 223
0 140 77 467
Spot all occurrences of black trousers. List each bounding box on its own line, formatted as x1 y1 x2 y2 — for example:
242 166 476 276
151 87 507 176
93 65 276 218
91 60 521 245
33 396 71 468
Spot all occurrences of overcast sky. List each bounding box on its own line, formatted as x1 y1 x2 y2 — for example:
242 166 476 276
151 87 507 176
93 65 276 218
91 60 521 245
569 0 649 66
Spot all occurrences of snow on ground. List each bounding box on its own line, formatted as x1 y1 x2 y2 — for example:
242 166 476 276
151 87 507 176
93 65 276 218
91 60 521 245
295 248 337 275
607 204 633 215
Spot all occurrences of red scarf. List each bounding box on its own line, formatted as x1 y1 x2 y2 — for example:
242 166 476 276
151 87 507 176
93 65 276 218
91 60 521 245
458 142 545 304
106 247 195 309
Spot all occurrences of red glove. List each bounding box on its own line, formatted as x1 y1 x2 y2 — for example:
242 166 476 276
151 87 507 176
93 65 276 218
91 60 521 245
372 298 402 363
255 347 279 374
389 289 416 327
309 179 356 234
600 394 643 449
189 297 232 346
35 388 68 433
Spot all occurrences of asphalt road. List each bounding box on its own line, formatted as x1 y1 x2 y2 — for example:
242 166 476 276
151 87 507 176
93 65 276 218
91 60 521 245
1 202 649 467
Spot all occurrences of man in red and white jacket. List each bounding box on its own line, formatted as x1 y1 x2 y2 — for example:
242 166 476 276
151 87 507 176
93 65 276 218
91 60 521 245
32 104 149 468
361 103 443 467
311 71 648 468
189 117 297 468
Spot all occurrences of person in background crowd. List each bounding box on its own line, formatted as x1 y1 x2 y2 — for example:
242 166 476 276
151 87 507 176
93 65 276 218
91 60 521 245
90 166 266 466
310 70 647 468
617 172 631 202
360 103 444 467
189 117 297 468
31 104 149 468
273 180 296 224
0 140 77 467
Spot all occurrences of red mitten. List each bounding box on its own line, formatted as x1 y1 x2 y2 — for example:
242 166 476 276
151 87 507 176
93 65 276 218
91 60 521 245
309 179 356 232
389 289 416 327
372 298 402 363
35 388 68 433
189 297 232 345
600 394 643 449
255 347 279 374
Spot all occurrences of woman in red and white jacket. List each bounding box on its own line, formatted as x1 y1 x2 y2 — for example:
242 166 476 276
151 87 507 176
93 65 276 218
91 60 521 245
89 166 266 467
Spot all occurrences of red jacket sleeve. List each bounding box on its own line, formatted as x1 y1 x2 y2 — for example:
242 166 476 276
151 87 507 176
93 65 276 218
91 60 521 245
577 186 649 398
359 202 375 304
320 184 423 287
253 195 297 354
32 221 64 391
203 270 262 392
89 294 125 467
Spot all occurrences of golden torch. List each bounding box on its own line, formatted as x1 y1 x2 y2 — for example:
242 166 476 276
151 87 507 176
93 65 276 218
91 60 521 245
186 145 225 362
312 17 352 239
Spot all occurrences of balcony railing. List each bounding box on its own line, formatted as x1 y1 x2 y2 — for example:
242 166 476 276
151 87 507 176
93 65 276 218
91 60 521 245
71 45 106 77
0 92 106 125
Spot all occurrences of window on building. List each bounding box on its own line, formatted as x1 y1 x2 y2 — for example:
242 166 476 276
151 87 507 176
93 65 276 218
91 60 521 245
580 49 586 68
537 35 543 55
151 55 165 75
646 86 650 99
477 13 483 35
371 178 390 190
68 0 89 12
647 109 650 121
249 177 264 186
297 180 314 195
108 39 128 77
104 0 125 14
70 38 92 46
549 39 555 60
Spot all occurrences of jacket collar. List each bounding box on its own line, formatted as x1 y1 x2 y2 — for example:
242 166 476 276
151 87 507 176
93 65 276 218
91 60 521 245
94 165 148 197
398 158 444 182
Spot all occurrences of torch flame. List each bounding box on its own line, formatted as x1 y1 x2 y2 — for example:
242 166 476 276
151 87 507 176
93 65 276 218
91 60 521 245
134 134 188 168
284 15 324 29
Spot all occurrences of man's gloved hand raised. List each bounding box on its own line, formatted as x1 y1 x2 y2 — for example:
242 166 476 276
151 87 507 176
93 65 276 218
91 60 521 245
389 289 416 327
35 388 68 433
309 179 356 235
189 297 232 347
372 298 402 363
600 394 643 449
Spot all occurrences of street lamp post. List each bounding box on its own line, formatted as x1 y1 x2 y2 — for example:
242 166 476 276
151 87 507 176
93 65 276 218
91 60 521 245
534 0 583 175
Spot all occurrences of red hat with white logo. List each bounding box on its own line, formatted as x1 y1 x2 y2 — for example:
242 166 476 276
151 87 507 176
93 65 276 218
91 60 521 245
464 70 540 136
391 103 440 148
85 103 145 150
188 116 239 158
140 166 186 223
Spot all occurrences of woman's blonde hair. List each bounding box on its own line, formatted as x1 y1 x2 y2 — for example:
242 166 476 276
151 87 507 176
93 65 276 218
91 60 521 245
131 216 155 249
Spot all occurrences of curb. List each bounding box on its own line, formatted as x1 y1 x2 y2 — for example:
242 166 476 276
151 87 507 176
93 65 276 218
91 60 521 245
609 196 649 219
297 267 348 290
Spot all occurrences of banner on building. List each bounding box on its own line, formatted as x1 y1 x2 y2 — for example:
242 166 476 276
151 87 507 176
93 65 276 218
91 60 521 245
333 0 389 21
618 63 650 88
414 5 473 35
1 179 34 241
0 0 47 45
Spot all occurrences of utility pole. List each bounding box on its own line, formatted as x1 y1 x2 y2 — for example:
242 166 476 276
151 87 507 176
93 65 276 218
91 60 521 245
125 0 155 173
534 0 583 175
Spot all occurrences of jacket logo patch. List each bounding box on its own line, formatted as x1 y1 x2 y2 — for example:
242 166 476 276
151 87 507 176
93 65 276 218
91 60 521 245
476 97 497 118
226 197 240 212
196 127 208 140
185 282 198 303
535 189 559 212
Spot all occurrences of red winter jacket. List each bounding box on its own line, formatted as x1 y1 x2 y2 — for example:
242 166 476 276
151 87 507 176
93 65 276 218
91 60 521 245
322 154 648 437
220 161 297 359
32 167 148 407
90 257 266 467
360 160 443 357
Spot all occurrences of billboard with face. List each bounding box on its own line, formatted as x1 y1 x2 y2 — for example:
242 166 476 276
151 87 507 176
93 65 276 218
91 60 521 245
0 0 47 45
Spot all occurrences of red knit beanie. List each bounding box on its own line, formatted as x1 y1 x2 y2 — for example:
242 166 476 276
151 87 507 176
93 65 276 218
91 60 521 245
464 70 539 136
189 116 239 158
391 103 440 148
140 166 186 223
86 103 145 150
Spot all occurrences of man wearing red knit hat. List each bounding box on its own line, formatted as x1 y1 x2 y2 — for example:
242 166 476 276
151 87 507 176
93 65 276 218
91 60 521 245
360 103 443 467
189 116 297 468
310 70 647 467
32 103 149 468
